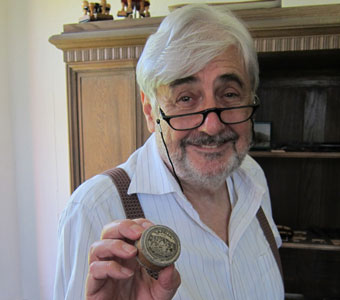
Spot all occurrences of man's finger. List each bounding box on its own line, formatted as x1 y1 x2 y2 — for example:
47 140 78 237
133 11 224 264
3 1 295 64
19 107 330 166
152 264 181 299
86 260 134 295
101 218 154 240
88 239 137 264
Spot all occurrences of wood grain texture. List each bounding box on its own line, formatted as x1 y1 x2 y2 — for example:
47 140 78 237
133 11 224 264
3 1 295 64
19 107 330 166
254 157 340 229
79 69 137 181
280 247 340 299
67 62 150 190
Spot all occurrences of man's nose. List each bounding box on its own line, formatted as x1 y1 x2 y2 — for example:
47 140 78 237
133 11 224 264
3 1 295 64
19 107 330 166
198 110 225 135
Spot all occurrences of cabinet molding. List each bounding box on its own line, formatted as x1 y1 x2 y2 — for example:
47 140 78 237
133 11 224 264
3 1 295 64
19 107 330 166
254 34 340 52
59 33 340 64
63 45 144 63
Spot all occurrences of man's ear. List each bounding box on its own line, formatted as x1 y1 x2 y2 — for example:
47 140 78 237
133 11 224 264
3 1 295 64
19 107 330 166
140 91 156 133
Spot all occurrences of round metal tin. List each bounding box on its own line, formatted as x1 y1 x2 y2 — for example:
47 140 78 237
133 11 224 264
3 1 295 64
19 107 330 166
136 224 181 271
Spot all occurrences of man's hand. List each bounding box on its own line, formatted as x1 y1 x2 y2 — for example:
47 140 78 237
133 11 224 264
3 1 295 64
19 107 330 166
85 218 181 300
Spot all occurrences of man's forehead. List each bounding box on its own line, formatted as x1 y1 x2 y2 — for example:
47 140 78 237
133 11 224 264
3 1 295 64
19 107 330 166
168 72 244 89
169 76 198 88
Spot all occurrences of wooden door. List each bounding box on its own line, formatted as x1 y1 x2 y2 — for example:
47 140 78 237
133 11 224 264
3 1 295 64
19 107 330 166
67 61 150 191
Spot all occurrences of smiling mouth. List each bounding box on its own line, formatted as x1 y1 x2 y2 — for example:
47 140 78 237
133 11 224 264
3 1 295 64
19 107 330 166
199 144 222 148
185 138 238 157
187 136 237 146
180 131 239 153
189 139 235 150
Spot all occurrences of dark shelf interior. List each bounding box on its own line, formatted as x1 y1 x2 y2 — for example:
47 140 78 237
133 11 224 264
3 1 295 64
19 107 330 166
255 49 340 300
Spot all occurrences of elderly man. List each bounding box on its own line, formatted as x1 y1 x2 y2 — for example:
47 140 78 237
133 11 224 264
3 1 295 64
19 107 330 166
54 4 284 300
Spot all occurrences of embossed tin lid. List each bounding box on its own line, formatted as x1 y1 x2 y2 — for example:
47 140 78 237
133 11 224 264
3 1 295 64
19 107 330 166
136 224 181 270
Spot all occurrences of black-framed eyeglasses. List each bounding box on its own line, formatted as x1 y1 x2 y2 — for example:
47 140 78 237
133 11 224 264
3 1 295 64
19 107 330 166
159 99 259 131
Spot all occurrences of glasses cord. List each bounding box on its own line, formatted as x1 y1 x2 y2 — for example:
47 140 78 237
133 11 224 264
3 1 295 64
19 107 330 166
156 119 184 193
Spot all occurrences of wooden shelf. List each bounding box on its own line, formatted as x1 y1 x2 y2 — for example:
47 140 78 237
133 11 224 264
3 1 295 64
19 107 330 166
250 151 340 159
282 242 340 251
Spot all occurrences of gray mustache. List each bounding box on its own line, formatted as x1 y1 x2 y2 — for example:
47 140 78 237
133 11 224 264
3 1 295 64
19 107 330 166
182 131 239 147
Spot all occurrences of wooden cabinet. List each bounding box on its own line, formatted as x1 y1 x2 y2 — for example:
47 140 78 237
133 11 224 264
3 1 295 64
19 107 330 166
50 5 340 298
65 61 149 190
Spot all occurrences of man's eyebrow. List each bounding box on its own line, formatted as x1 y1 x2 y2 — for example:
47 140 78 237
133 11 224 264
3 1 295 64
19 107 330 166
169 76 198 88
218 73 244 88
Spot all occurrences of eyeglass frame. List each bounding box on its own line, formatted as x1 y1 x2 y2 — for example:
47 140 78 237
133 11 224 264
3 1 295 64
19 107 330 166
159 97 260 131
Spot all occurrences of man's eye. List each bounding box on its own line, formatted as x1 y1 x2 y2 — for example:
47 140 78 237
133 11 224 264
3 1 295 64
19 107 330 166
224 92 238 98
178 96 192 103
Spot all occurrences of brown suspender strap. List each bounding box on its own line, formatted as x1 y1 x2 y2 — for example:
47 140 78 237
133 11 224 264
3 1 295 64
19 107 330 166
103 167 283 281
103 167 158 278
103 168 145 219
256 207 284 280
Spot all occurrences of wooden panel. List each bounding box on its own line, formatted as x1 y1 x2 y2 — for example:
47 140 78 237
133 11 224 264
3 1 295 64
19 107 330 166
280 247 340 299
256 87 306 146
67 62 151 191
78 68 137 182
257 51 340 148
325 87 340 142
255 158 300 227
255 157 340 229
66 66 81 191
303 89 327 143
319 159 340 229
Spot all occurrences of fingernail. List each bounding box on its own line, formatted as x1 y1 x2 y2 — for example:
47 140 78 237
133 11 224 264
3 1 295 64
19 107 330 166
122 243 136 254
130 224 144 234
121 267 134 277
142 222 153 229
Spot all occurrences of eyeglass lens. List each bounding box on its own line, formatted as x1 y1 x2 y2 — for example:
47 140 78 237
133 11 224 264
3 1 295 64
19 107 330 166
169 107 254 130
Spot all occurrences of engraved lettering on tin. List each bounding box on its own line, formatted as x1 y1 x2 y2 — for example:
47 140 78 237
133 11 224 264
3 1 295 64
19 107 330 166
146 229 178 262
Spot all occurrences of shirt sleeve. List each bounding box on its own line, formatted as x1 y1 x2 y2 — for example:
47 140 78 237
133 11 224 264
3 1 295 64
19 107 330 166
53 175 126 300
53 200 102 300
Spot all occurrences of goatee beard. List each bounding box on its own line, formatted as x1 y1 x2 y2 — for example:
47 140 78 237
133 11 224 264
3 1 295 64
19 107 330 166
170 130 250 189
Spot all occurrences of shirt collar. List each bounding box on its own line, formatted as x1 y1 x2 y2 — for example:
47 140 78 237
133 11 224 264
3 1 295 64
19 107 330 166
228 155 267 256
128 133 182 195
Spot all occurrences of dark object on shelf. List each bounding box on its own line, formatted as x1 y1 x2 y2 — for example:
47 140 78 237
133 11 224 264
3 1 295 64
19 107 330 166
285 293 305 300
278 225 294 242
252 121 272 149
278 225 340 247
79 0 114 23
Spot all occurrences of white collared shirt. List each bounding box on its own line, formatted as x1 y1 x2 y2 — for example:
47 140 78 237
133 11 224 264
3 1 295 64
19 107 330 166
54 133 284 300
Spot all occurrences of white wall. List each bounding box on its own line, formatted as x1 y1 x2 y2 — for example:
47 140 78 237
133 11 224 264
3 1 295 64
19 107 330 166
3 0 78 299
0 0 22 299
2 0 339 299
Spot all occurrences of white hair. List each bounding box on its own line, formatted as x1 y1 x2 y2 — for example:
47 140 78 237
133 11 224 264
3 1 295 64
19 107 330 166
136 4 259 105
